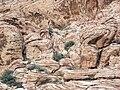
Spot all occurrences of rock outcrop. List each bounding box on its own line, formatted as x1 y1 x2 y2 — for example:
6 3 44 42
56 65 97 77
0 0 120 90
0 22 23 65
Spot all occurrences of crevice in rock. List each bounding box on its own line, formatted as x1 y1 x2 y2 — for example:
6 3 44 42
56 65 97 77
96 49 103 68
25 38 42 45
22 45 27 61
64 78 97 82
51 64 61 74
96 77 120 79
2 19 23 29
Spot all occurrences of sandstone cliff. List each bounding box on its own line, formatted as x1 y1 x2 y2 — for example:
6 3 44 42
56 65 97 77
0 0 120 90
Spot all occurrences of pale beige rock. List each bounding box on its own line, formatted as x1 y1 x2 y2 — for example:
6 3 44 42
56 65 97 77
8 60 26 71
24 72 48 85
60 58 76 67
95 68 120 79
63 67 120 80
0 23 23 65
63 69 98 80
24 72 63 86
0 83 8 90
35 59 60 73
25 30 53 61
0 1 120 90
40 83 67 90
79 17 117 68
99 44 120 68
39 79 120 90
0 0 102 29
87 86 117 90
109 56 120 69
52 31 65 53
23 83 36 90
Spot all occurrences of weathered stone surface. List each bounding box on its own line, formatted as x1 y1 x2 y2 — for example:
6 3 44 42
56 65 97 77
23 72 63 86
99 44 120 68
80 17 117 68
0 23 23 65
34 59 60 73
95 68 120 79
24 72 48 85
25 31 53 61
63 69 98 80
109 56 120 69
8 60 26 71
63 68 120 80
23 84 36 90
0 83 8 90
0 0 107 30
0 0 120 90
39 79 120 90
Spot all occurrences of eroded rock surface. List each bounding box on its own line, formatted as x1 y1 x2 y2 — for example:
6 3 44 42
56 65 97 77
0 0 120 90
0 22 23 65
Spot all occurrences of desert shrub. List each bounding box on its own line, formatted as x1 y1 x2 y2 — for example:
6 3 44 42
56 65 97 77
64 41 75 51
35 66 46 72
53 51 64 62
0 70 23 88
26 60 31 64
27 64 46 72
27 64 36 70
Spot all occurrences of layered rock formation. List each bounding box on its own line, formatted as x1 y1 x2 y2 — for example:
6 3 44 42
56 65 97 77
0 0 120 90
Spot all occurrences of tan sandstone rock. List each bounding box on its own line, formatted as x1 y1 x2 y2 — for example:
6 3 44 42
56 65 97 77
99 44 120 68
0 22 23 65
25 30 53 61
63 69 98 80
34 59 60 73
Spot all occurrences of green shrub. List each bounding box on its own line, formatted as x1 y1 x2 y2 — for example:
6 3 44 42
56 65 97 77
27 64 46 72
35 65 46 72
26 60 31 64
27 64 36 71
53 51 64 62
48 27 53 37
0 70 23 88
64 41 75 51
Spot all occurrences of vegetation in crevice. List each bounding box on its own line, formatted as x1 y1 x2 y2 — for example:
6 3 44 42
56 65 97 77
48 27 54 38
53 51 64 62
64 41 75 51
0 70 23 88
27 64 46 73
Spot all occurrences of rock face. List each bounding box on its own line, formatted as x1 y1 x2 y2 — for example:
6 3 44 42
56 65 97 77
79 17 117 68
0 0 120 90
0 22 23 65
25 30 53 61
0 0 111 29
